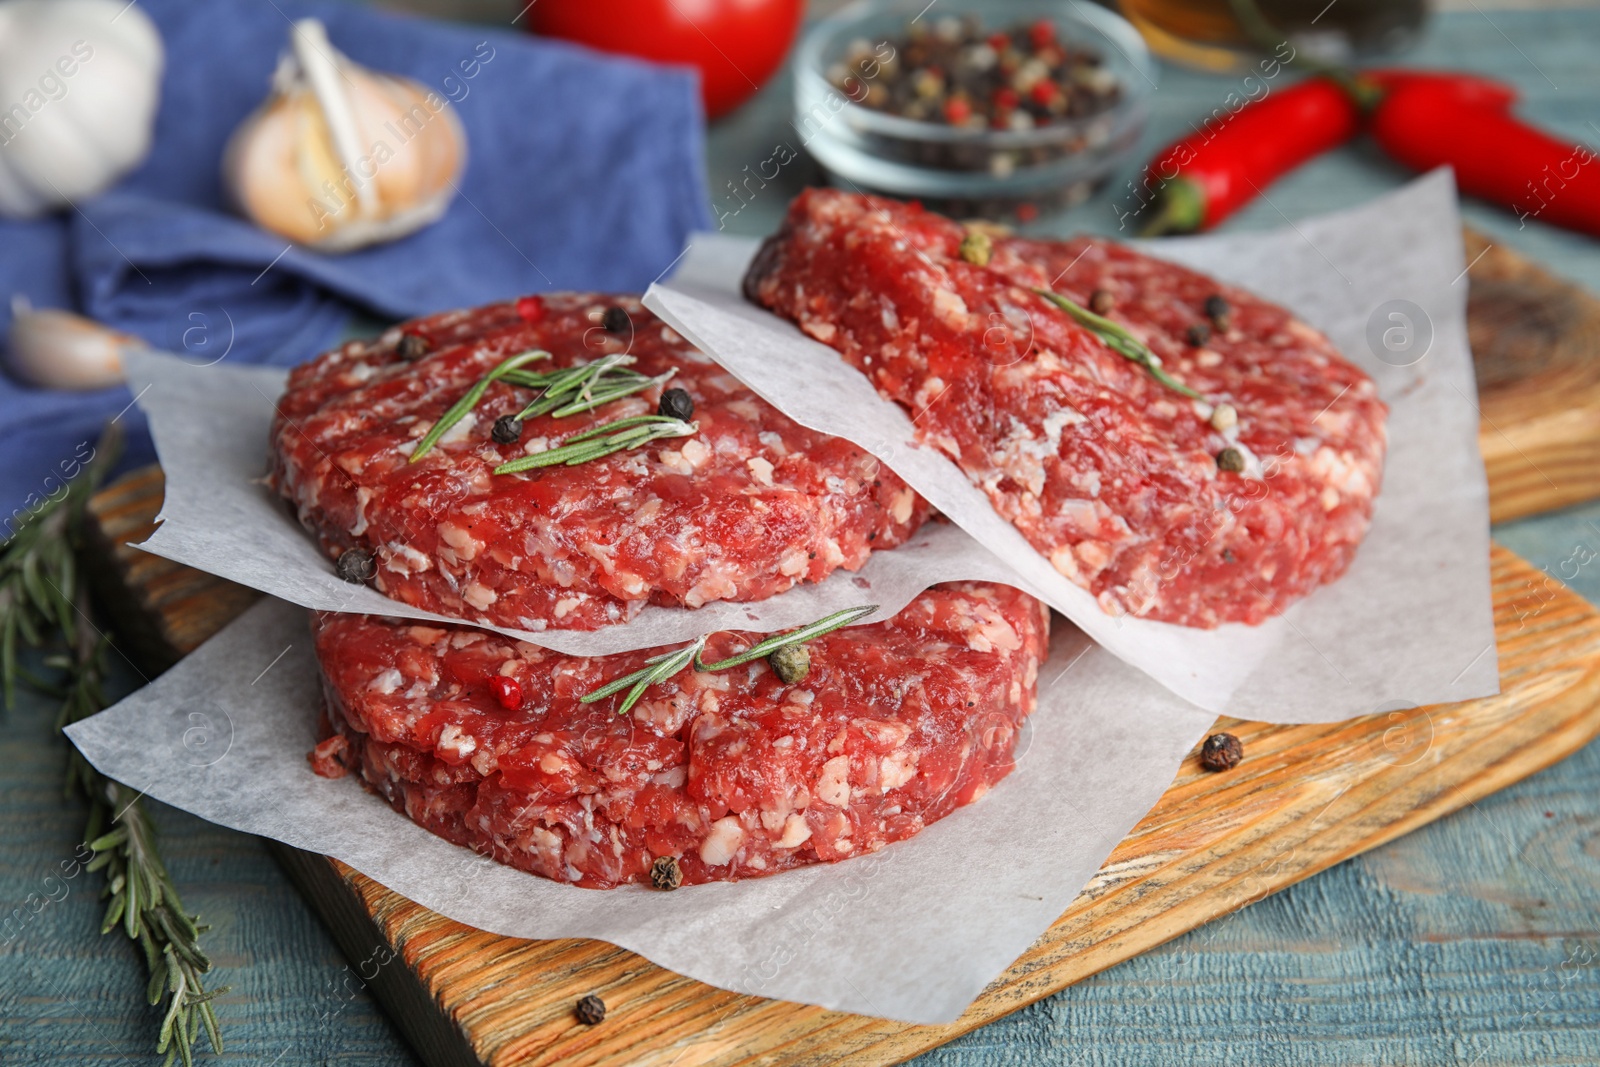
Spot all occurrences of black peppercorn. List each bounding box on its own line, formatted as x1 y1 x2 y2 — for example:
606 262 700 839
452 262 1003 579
601 306 630 333
1203 294 1231 330
491 414 523 444
335 548 375 584
396 333 429 361
1199 732 1243 772
1088 289 1115 314
657 388 694 421
1186 322 1212 347
1216 447 1245 473
649 855 683 891
767 644 811 685
574 994 606 1025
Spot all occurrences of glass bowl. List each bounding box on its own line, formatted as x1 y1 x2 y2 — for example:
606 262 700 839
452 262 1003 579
793 0 1157 220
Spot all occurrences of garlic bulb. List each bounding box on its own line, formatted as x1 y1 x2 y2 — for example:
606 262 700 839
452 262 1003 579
4 297 147 390
0 0 164 219
223 19 466 252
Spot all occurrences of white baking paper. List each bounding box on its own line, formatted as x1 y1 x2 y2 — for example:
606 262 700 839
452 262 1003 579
646 171 1499 723
123 348 1036 658
66 595 1216 1024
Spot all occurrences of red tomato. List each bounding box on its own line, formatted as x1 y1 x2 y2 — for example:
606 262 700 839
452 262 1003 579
528 0 803 119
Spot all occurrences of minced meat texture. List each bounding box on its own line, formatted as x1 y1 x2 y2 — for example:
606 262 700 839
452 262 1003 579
271 294 931 632
309 582 1049 888
743 189 1388 628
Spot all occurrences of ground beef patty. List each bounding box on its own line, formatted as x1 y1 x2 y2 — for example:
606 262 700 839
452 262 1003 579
308 582 1049 888
743 190 1388 628
271 294 930 633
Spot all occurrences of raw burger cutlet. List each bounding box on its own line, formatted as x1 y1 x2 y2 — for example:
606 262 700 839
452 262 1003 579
272 294 930 632
308 582 1049 888
743 189 1388 628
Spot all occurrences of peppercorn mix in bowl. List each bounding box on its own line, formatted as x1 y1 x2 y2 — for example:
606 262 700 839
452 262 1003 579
794 0 1155 220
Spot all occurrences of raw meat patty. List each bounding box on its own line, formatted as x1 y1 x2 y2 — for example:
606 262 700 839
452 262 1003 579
309 582 1049 889
744 189 1388 628
272 294 930 632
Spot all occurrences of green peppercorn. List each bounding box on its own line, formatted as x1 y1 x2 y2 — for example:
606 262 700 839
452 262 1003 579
649 855 683 891
1216 447 1245 473
335 548 375 584
767 644 811 684
958 229 993 267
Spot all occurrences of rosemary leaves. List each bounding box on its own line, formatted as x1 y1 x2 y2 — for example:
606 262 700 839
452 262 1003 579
578 635 708 717
1032 288 1203 400
408 349 683 467
493 415 696 473
1 425 228 1065
409 349 549 462
578 605 878 716
693 605 878 672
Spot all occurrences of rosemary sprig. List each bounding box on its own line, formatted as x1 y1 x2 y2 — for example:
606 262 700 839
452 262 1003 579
3 424 228 1066
411 351 681 468
578 605 878 716
1032 288 1204 400
693 605 879 671
409 349 550 462
512 354 668 422
493 415 696 473
577 635 708 717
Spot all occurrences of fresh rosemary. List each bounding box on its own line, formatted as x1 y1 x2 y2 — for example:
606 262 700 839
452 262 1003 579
578 635 708 717
510 354 672 422
578 605 879 716
1032 288 1204 400
411 351 681 466
409 349 550 462
2 425 228 1067
694 605 879 671
493 415 696 474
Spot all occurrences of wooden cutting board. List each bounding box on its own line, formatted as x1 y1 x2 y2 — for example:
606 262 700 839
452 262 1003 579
1462 230 1600 523
80 232 1600 1067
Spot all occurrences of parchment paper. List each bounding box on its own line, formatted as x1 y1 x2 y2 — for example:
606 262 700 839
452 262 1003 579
66 596 1216 1024
123 348 1037 657
646 172 1499 723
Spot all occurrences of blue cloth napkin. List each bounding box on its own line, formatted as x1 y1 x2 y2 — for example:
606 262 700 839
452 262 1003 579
0 0 709 520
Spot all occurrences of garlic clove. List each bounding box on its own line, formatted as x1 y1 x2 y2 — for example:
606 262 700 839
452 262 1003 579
222 19 466 253
0 0 164 219
4 297 146 390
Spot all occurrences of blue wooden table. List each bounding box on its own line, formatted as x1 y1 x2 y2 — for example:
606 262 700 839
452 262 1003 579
3 7 1598 1065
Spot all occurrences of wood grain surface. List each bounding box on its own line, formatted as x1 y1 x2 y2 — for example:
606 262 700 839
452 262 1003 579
1464 231 1600 524
83 468 1600 1067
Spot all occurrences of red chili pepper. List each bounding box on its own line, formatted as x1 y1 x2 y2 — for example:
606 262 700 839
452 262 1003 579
1138 78 1362 235
489 674 523 710
1137 69 1518 236
1360 69 1518 110
1370 80 1600 238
